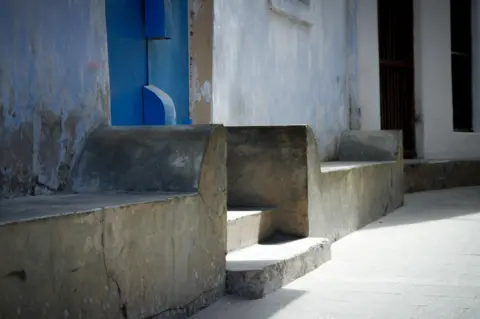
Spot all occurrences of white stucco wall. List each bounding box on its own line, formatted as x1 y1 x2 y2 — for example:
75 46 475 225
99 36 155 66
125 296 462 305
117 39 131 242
348 0 381 131
212 0 348 160
416 0 480 159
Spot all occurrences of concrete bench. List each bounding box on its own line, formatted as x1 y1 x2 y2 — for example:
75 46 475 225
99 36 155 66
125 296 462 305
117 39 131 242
314 130 404 241
0 125 226 319
223 126 403 299
226 127 404 243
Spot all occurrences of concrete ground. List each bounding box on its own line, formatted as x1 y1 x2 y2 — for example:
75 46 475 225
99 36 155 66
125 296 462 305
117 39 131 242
193 186 480 319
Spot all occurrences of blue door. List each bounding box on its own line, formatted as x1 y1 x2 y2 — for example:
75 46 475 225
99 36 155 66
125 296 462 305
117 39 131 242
106 0 147 126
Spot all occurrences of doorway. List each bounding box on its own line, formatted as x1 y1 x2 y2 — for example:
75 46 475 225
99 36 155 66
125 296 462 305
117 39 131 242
378 0 416 158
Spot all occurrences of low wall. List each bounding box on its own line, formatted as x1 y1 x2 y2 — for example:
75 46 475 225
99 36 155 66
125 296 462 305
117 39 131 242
0 125 227 319
308 130 404 241
405 159 480 193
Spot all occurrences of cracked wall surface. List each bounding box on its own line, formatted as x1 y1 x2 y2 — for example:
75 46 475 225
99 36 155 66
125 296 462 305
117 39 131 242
0 195 225 319
0 0 110 198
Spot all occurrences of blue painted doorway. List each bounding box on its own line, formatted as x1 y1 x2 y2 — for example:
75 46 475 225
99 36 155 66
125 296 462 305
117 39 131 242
106 0 190 126
106 0 147 126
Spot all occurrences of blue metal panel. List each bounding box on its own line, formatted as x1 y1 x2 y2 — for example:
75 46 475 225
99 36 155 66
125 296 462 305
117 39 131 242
147 0 190 124
145 0 171 39
106 0 147 126
143 85 177 125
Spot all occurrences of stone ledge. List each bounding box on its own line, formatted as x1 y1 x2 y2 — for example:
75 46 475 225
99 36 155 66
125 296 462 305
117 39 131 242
227 208 275 252
404 159 480 193
0 192 195 226
226 236 330 299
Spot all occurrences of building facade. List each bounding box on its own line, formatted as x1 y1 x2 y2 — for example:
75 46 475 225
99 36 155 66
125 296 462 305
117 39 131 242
2 0 480 198
350 0 480 159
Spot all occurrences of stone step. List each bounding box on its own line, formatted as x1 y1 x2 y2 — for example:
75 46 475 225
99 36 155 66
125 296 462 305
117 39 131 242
226 235 330 299
227 208 275 252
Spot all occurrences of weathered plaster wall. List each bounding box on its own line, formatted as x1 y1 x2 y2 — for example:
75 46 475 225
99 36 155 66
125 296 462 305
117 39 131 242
189 0 214 124
0 0 110 198
212 0 349 160
347 0 381 132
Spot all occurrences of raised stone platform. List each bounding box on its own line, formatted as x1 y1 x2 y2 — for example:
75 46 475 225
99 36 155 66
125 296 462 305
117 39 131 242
226 235 330 299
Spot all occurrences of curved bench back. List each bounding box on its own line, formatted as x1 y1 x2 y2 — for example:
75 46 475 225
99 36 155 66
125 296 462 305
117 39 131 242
72 125 219 193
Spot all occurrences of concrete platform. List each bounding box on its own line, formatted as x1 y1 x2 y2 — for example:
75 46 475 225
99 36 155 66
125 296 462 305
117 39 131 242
193 186 480 319
226 235 330 300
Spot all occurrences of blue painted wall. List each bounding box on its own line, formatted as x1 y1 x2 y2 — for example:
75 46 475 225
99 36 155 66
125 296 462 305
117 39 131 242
106 0 148 126
148 0 190 124
0 0 110 197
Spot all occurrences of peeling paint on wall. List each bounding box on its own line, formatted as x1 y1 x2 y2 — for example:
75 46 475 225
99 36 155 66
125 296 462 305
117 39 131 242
189 0 214 124
191 63 212 105
0 0 110 198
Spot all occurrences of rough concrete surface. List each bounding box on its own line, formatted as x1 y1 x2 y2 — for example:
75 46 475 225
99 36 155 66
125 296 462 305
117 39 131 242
312 161 404 242
72 125 222 193
0 194 224 319
227 126 404 243
0 192 195 226
227 209 275 252
227 126 309 237
0 125 227 319
307 129 404 242
0 0 110 198
338 130 403 161
226 237 330 300
404 159 480 193
194 186 480 319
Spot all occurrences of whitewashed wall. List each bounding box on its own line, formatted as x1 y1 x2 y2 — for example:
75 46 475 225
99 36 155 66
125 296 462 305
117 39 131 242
212 0 349 160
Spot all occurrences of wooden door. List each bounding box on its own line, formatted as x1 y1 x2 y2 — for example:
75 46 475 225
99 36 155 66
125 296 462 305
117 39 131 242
378 0 416 158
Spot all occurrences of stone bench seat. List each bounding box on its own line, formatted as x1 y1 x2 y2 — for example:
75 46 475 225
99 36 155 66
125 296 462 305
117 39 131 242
0 192 195 226
227 126 404 242
0 125 227 319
